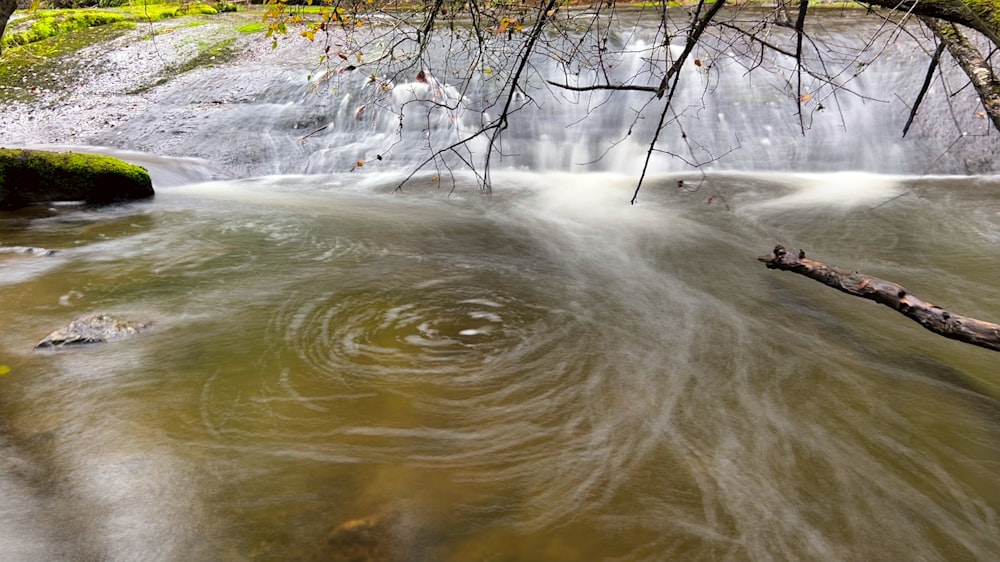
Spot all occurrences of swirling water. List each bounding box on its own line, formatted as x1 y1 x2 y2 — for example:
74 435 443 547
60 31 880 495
1 170 999 561
2 11 1000 562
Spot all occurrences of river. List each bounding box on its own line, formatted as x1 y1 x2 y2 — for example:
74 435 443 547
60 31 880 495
1 9 999 562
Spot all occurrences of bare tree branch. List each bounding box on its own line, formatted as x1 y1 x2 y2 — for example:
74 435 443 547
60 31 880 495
793 0 810 135
903 36 945 137
859 0 1000 50
483 0 562 192
759 245 1000 353
630 0 727 204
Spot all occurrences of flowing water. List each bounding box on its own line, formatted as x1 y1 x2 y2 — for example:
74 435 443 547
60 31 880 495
1 10 1000 562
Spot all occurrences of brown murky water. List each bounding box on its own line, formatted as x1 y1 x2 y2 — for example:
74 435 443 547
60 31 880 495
1 170 998 561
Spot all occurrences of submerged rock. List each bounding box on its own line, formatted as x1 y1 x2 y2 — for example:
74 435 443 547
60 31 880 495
0 149 154 210
315 511 405 562
0 246 55 256
36 314 150 348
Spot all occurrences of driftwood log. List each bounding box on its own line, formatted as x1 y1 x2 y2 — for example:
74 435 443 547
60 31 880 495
758 245 1000 353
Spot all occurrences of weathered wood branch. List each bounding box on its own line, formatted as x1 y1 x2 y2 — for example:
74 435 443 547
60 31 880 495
758 245 1000 352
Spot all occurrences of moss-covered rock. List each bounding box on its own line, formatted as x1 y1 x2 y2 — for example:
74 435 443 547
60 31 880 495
0 148 154 209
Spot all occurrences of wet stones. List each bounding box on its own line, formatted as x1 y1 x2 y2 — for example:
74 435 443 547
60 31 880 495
36 314 150 348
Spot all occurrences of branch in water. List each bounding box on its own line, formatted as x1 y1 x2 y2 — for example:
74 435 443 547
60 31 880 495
758 245 1000 353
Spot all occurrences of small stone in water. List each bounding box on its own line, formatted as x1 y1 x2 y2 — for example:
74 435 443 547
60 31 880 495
36 314 150 348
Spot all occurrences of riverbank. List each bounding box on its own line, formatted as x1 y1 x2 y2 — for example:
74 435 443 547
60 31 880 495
0 9 328 176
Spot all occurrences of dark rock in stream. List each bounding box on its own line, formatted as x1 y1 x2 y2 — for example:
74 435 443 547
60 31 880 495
36 314 150 348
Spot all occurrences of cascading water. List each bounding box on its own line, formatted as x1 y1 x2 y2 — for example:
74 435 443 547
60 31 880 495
1 9 999 562
64 10 998 181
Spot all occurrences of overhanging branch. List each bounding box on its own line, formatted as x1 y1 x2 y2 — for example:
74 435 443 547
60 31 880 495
921 16 1000 132
859 0 1000 50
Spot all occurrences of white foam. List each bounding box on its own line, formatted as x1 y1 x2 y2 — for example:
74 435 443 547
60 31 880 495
750 172 906 211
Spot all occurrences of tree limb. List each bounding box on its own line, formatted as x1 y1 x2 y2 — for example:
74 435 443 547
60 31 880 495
860 0 1000 50
482 0 561 192
794 0 809 135
921 16 1000 132
758 245 1000 353
655 0 728 98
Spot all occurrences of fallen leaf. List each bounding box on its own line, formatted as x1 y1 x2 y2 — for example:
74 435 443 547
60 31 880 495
800 93 812 102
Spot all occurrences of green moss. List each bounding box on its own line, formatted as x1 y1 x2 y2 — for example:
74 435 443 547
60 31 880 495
0 149 154 209
237 22 266 33
176 35 237 71
964 0 1000 27
0 3 232 53
119 2 219 19
128 35 239 93
629 2 684 7
1 10 127 49
186 4 220 15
